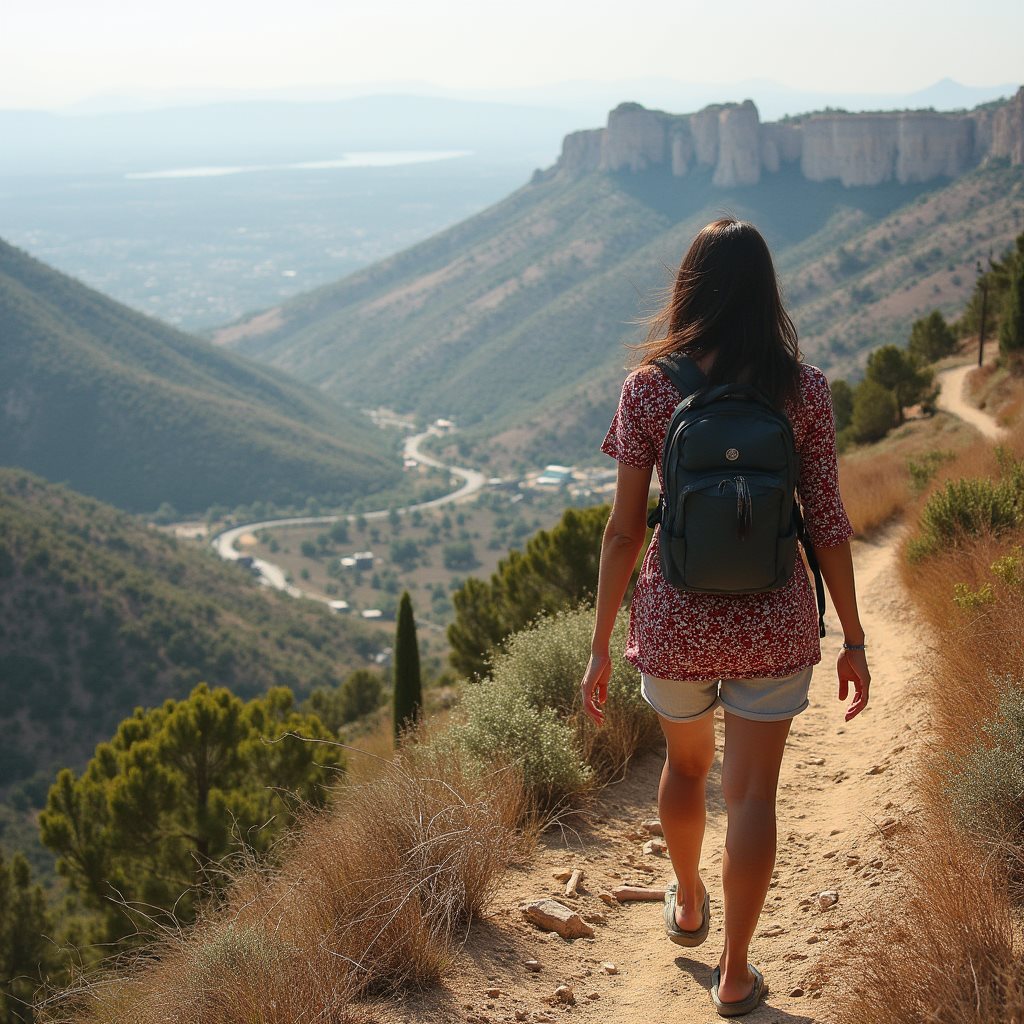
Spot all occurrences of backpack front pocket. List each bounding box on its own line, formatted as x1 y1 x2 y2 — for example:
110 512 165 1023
664 473 793 593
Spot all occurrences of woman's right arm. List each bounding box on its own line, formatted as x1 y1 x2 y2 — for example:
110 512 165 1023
815 540 870 721
797 368 870 721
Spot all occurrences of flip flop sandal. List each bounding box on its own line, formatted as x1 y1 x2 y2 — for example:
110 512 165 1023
663 881 710 947
710 964 768 1018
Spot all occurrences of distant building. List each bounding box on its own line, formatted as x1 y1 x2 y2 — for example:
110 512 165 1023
361 608 383 620
327 600 350 614
353 550 374 570
433 417 455 432
339 556 357 568
535 464 574 487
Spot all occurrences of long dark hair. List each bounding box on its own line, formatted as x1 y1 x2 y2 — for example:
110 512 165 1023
632 218 801 408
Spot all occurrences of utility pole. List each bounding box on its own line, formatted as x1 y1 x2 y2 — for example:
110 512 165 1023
976 259 988 368
976 251 994 367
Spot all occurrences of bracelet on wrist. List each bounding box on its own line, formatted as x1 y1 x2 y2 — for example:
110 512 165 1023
842 641 867 651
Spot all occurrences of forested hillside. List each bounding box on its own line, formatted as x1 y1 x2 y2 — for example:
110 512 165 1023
0 238 401 513
0 469 379 797
217 128 1023 469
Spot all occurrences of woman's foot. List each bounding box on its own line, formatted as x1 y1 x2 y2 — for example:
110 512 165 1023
674 880 707 931
715 962 756 1004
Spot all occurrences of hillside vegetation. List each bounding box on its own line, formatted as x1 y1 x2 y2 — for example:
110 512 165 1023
0 469 380 798
0 238 401 514
218 144 1023 468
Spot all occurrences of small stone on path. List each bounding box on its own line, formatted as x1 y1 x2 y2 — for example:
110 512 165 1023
818 890 839 910
521 899 595 939
552 870 572 883
524 960 541 973
598 892 618 907
641 818 664 835
642 838 667 856
789 986 805 997
554 985 575 1005
612 884 665 902
601 962 618 975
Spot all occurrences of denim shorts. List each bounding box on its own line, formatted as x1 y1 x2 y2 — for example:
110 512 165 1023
639 666 813 723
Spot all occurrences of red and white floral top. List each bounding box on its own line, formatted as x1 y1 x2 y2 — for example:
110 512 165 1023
601 362 853 681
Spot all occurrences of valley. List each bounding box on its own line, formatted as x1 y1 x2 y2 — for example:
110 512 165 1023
212 91 1024 474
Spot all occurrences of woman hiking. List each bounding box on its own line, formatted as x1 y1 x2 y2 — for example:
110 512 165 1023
579 218 870 1017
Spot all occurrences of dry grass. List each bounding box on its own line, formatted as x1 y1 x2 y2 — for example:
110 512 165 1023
839 450 912 537
44 743 530 1024
838 821 1024 1024
966 358 1024 429
836 432 1024 1024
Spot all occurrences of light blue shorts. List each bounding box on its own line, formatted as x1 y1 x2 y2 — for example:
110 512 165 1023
639 666 813 723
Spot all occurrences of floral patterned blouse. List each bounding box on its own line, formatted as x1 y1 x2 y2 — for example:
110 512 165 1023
601 361 853 681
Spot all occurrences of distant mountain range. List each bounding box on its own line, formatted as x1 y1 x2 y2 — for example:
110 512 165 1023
0 468 379 794
56 76 1020 123
0 238 401 513
214 90 1024 470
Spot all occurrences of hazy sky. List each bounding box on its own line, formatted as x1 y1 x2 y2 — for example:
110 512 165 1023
3 0 1022 109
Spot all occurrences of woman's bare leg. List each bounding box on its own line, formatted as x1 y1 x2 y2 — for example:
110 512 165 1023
657 713 716 930
717 713 792 1002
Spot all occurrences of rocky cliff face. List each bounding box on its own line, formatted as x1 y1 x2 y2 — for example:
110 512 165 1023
550 87 1024 188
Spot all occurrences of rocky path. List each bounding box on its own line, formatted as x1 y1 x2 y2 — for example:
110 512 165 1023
936 362 1007 441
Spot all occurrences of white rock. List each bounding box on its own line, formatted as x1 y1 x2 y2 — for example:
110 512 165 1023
818 890 839 910
641 818 664 835
600 962 618 975
554 984 576 1005
520 899 595 939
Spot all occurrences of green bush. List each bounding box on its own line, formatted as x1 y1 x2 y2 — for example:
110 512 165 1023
944 674 1024 853
907 449 955 493
911 476 1024 560
443 687 591 814
484 605 658 784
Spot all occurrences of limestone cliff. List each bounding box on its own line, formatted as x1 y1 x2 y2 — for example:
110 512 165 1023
549 86 1024 189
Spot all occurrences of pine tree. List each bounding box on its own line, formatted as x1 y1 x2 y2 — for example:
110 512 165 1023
0 849 56 1016
908 310 957 364
999 238 1024 357
393 591 423 740
40 684 342 944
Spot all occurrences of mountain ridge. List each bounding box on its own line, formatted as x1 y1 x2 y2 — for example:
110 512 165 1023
548 86 1024 187
0 238 401 513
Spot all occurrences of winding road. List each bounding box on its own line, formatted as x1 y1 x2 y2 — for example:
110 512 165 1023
214 362 1000 609
210 426 488 604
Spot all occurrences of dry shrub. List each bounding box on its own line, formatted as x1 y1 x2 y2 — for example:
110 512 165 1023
44 744 528 1024
837 429 1024 1024
485 605 660 783
899 533 1024 751
839 450 912 537
837 820 1024 1024
966 360 1024 428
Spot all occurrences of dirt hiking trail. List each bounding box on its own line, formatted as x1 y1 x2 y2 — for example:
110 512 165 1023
368 365 995 1024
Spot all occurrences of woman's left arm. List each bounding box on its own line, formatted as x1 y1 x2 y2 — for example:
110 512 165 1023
581 461 653 726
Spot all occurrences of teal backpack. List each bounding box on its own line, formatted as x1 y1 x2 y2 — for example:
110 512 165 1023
645 353 826 637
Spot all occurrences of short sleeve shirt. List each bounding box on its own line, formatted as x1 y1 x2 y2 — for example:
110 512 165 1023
600 361 853 681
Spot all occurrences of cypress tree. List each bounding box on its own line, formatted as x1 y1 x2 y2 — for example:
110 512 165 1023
393 590 422 739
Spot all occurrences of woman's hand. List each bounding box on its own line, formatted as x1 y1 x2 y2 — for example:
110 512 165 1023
837 648 870 721
580 651 612 727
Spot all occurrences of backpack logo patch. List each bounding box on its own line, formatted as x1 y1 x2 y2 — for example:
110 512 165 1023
725 447 740 462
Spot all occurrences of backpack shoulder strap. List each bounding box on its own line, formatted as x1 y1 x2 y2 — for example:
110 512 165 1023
652 351 706 399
